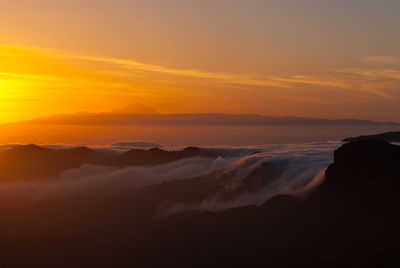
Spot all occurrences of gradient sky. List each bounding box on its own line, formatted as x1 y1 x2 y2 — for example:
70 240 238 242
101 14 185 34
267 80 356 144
1 0 400 123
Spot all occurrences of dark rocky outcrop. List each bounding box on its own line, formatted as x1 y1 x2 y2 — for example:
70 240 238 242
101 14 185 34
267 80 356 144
343 131 400 143
0 140 400 267
129 140 400 267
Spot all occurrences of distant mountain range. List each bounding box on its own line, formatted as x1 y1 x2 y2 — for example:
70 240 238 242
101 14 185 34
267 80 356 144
10 112 399 126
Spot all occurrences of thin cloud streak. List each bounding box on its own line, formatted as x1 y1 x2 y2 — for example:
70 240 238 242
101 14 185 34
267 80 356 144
68 54 291 89
363 56 400 65
338 68 400 81
2 45 399 96
67 51 400 101
1 45 400 123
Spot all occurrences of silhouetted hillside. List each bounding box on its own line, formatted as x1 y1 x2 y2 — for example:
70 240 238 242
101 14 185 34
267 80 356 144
343 131 400 143
129 140 400 267
0 145 220 181
0 140 399 267
0 144 106 181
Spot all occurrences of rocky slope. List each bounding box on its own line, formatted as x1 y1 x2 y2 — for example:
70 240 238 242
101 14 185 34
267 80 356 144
343 131 400 143
0 140 399 267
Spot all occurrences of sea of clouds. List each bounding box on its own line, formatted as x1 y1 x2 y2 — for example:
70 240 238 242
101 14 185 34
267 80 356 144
0 142 340 216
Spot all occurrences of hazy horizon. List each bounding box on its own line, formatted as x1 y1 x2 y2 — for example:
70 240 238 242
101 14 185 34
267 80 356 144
3 108 400 125
1 1 400 124
2 2 400 266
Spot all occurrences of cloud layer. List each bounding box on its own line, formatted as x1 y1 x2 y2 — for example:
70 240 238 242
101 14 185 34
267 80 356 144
0 142 337 217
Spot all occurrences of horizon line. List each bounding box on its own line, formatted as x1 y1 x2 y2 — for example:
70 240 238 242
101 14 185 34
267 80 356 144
2 111 399 126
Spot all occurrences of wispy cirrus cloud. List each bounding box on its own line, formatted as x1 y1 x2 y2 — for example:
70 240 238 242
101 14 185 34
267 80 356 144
1 44 399 95
66 50 400 103
337 68 400 81
363 56 400 65
1 44 400 123
67 53 292 89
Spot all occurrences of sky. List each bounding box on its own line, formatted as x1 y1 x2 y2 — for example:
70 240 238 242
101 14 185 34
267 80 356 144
1 0 400 124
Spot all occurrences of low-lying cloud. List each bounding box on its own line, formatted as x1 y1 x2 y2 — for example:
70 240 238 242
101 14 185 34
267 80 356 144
110 141 161 150
0 142 338 218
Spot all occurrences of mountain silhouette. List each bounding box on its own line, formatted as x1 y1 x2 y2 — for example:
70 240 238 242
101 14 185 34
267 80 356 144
0 140 400 267
343 131 400 143
0 144 104 181
0 145 219 181
141 139 400 267
14 112 399 126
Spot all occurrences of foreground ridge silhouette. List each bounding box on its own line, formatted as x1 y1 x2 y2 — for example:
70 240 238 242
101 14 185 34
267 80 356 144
343 131 400 143
0 140 399 267
134 139 400 267
0 145 219 181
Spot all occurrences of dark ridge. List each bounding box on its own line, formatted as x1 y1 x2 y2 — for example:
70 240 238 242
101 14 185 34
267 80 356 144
0 144 106 181
318 139 400 199
111 141 161 149
0 144 221 181
334 139 400 169
125 140 400 267
9 143 51 153
115 146 219 167
343 131 400 143
1 140 400 267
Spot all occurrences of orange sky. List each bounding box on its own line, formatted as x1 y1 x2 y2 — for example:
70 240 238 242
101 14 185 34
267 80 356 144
1 1 400 124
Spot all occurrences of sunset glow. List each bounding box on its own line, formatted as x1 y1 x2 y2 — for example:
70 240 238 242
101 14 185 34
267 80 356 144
1 1 400 124
1 2 400 266
1 44 400 124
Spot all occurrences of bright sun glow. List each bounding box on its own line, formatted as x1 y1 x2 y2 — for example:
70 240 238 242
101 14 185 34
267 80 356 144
0 44 400 124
